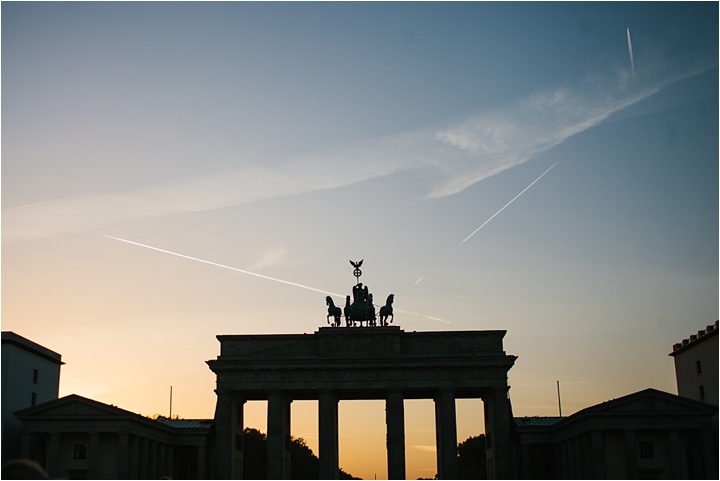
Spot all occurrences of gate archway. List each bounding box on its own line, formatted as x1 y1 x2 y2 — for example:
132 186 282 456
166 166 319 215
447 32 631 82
207 326 516 479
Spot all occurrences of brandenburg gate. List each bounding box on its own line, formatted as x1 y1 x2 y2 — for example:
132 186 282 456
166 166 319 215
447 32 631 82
207 262 517 479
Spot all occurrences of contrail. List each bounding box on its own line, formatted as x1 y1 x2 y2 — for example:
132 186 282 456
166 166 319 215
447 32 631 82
627 27 635 84
105 235 345 297
460 162 559 245
104 235 448 324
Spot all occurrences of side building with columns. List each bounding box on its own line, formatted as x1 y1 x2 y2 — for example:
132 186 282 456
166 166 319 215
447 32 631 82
513 388 718 479
207 327 517 480
14 395 212 480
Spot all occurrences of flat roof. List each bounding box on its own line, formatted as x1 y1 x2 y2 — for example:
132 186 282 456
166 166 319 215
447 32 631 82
2 331 64 365
669 321 718 357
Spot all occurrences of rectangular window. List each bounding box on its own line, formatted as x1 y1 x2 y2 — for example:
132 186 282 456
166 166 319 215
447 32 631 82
31 392 37 406
33 369 39 384
699 385 705 401
638 441 654 459
73 444 88 460
696 360 702 375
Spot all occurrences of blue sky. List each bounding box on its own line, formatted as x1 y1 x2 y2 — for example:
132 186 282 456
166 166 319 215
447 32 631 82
2 2 718 478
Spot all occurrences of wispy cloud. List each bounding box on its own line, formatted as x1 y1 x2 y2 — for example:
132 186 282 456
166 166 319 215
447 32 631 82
3 52 714 242
247 246 297 271
411 445 437 453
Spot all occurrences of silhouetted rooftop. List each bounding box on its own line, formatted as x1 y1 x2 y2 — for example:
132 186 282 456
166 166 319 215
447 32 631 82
669 320 718 356
513 416 564 427
2 331 64 365
157 419 213 429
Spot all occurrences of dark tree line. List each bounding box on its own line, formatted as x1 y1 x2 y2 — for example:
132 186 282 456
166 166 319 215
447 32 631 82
457 434 486 479
241 428 484 480
417 434 487 480
241 428 359 480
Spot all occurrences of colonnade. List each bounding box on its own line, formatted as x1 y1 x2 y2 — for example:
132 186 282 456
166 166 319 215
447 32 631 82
214 386 513 479
550 428 716 479
20 430 183 479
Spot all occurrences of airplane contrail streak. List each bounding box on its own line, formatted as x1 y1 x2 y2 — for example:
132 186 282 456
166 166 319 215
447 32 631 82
104 235 448 323
627 27 635 84
105 235 344 297
460 161 559 245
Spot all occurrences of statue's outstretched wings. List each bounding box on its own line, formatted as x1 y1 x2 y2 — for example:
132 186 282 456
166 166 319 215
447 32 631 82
349 259 363 269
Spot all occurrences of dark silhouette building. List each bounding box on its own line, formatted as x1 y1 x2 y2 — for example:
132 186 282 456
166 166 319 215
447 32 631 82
14 395 212 479
513 389 718 479
2 332 63 464
670 321 718 406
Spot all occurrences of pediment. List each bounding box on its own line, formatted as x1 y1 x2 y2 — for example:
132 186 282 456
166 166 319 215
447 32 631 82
579 388 716 416
15 394 139 420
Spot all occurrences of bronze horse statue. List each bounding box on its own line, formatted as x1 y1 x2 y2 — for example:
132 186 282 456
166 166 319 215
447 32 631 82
326 296 342 327
344 296 352 327
379 294 394 326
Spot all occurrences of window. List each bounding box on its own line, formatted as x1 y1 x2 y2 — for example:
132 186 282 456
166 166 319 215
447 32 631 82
73 444 87 460
696 360 702 375
699 385 705 401
638 441 654 459
31 393 37 406
33 369 39 384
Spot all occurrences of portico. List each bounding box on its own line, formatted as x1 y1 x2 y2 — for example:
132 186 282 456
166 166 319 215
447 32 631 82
207 327 517 479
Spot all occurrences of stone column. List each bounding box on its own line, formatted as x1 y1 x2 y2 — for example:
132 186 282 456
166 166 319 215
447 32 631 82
567 438 577 479
158 442 167 479
590 431 606 479
623 430 638 479
575 435 585 478
165 444 174 480
559 440 568 480
386 390 406 480
139 437 149 480
149 440 158 480
129 435 139 480
483 387 513 479
47 432 61 479
583 433 593 480
434 389 458 480
520 444 532 479
318 390 339 479
267 391 292 479
553 442 562 479
87 432 100 479
118 433 130 479
214 390 244 479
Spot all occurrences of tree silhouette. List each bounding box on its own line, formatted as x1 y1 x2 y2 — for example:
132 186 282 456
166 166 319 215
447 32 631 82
457 434 486 479
241 428 359 479
242 428 267 479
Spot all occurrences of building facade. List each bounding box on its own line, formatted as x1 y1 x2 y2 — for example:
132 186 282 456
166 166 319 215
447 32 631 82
2 331 64 463
514 389 718 480
669 321 718 406
14 395 213 480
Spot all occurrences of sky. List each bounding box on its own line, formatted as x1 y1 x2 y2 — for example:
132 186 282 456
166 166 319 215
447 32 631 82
2 2 718 479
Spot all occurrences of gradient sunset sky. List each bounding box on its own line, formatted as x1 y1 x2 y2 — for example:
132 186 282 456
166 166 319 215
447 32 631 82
2 2 718 479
